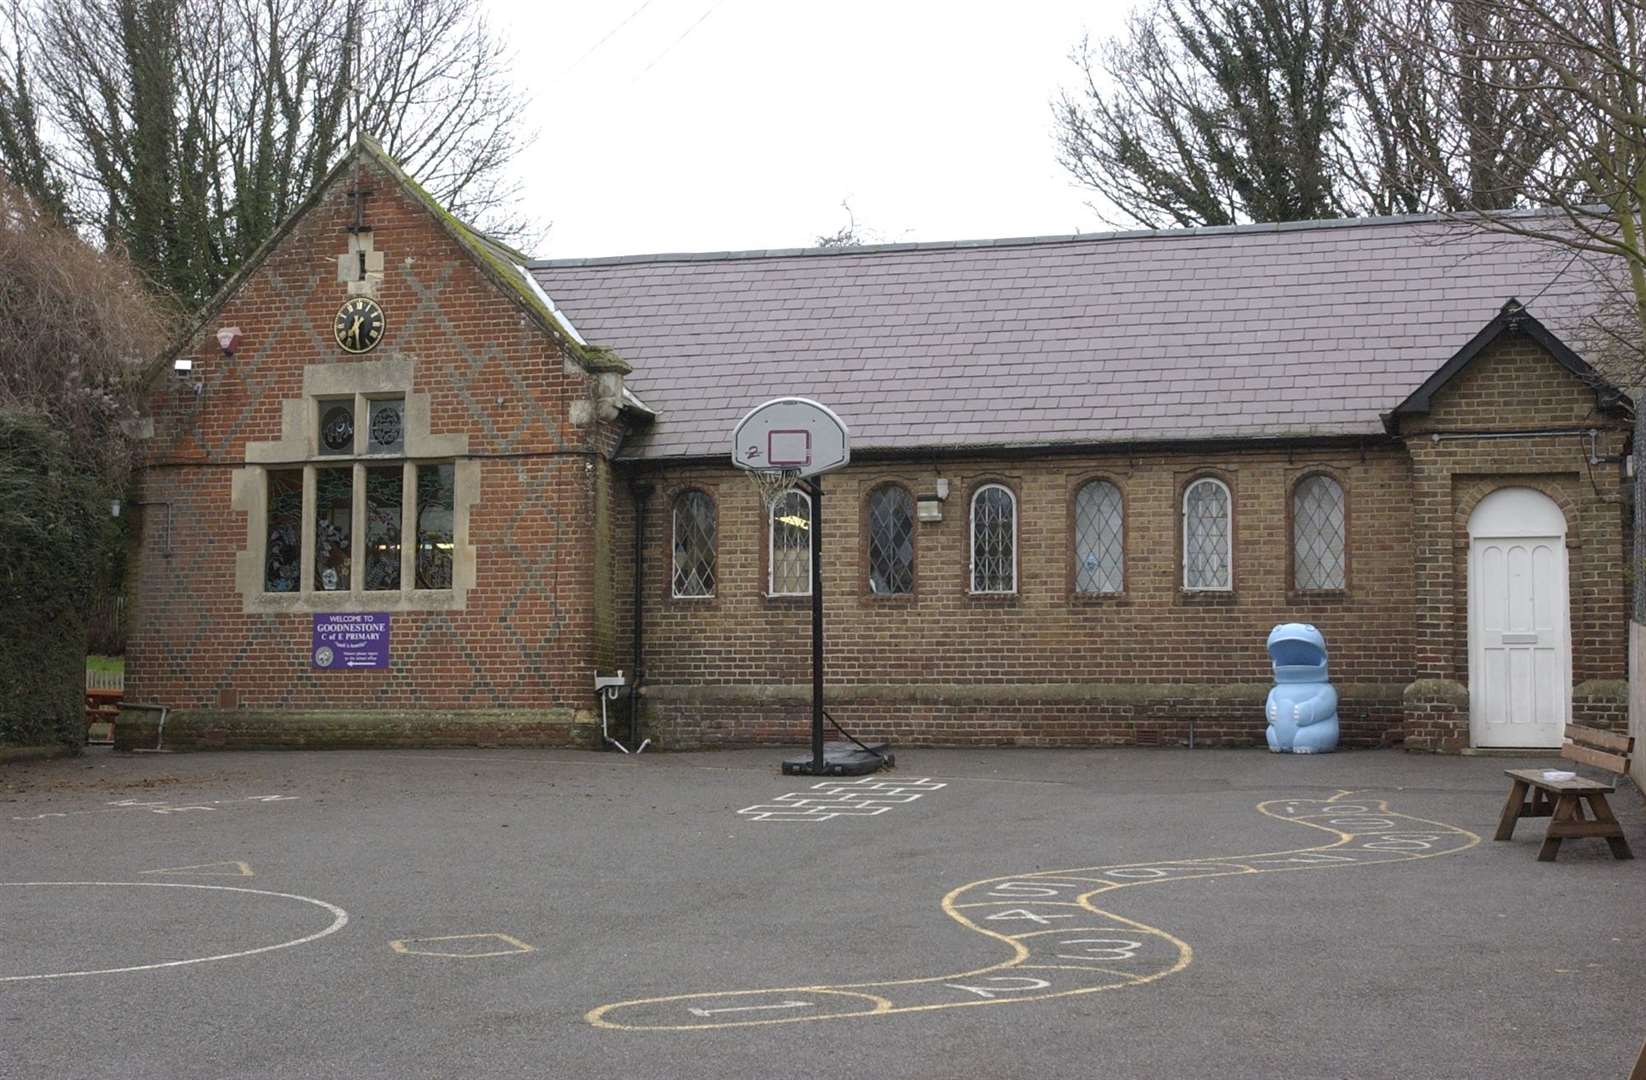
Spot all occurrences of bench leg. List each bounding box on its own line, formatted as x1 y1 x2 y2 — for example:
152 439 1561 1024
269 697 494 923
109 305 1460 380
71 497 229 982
1494 778 1530 841
1537 794 1578 862
1584 793 1635 861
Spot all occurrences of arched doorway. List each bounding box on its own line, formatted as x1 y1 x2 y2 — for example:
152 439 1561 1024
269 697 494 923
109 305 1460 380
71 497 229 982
1467 487 1570 748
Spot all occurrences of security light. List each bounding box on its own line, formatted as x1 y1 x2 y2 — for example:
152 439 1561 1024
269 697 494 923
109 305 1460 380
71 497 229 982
216 326 243 355
174 356 194 375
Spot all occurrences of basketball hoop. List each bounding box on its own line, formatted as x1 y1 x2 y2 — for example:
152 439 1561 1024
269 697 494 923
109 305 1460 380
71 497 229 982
747 467 804 508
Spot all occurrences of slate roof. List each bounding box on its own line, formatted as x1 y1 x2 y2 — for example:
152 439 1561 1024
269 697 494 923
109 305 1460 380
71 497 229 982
529 215 1609 461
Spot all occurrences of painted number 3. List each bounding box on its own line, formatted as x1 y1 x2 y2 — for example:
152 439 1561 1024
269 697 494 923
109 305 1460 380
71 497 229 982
1054 938 1143 962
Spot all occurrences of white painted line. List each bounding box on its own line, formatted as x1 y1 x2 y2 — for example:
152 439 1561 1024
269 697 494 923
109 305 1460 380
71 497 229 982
389 933 535 958
138 861 254 878
688 1001 812 1017
0 882 349 982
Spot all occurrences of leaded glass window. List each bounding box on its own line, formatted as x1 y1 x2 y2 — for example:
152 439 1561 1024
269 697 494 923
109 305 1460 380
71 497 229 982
672 490 717 598
314 467 353 591
867 485 915 595
318 399 354 455
264 469 302 592
415 464 455 590
768 490 812 596
366 397 405 454
971 484 1016 594
1293 475 1346 590
1183 478 1231 590
1074 480 1124 594
364 466 403 591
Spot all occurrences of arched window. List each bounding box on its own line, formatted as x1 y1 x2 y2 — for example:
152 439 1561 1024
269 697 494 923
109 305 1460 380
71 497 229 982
1073 480 1124 594
1293 474 1346 590
1182 478 1231 590
671 490 717 598
971 484 1017 594
867 485 915 595
769 489 812 596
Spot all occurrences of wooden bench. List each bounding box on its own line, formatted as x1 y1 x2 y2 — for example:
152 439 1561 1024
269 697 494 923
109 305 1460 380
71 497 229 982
1494 724 1634 862
84 687 122 745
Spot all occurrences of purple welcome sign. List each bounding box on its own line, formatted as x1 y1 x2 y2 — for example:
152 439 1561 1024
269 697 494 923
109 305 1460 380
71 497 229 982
311 613 391 670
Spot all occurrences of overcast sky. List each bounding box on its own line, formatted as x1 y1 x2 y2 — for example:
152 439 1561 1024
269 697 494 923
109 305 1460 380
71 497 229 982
485 1 1129 259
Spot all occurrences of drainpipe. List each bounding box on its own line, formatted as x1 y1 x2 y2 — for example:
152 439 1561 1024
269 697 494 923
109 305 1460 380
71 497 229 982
627 481 654 749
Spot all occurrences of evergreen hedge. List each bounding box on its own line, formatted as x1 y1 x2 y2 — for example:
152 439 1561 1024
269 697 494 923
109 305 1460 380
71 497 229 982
0 411 107 746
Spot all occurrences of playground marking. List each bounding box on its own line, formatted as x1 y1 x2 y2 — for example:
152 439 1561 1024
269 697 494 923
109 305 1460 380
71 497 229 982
587 791 1480 1030
11 795 300 822
389 933 535 958
139 861 255 878
0 882 348 982
737 776 946 822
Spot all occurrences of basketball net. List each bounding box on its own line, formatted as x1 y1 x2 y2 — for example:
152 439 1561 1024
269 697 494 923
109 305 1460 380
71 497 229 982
746 467 804 508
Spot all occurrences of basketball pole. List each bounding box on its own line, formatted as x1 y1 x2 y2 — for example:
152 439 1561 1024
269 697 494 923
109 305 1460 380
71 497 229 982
809 476 825 773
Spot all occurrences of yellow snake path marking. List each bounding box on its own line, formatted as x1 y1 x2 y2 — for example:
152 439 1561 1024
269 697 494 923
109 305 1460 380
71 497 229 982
586 792 1479 1031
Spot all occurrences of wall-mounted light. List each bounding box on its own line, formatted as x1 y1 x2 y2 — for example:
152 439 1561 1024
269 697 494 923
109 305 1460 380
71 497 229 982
173 355 203 396
917 495 943 523
216 326 243 355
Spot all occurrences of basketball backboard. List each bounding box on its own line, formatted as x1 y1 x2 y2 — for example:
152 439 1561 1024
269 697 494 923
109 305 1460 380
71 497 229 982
730 397 850 478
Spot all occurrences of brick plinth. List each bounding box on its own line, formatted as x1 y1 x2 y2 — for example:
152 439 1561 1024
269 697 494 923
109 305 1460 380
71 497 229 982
113 708 599 752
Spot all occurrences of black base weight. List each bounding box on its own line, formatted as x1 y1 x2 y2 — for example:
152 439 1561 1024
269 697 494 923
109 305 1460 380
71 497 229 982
781 742 893 776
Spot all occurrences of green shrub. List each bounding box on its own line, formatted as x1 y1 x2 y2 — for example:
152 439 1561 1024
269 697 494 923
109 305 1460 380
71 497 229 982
0 411 107 746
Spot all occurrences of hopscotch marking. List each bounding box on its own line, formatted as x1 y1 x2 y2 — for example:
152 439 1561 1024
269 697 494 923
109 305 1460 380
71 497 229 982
0 882 348 982
588 791 1480 1031
11 795 300 822
737 777 945 822
389 933 535 958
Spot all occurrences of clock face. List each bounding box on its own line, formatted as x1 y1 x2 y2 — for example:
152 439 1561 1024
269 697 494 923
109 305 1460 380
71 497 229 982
334 297 385 354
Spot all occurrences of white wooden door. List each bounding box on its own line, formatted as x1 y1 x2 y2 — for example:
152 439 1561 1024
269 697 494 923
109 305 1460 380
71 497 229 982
1468 489 1569 748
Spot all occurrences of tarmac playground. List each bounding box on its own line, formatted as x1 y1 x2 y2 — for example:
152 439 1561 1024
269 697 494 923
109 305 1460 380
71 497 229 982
2 745 1643 1080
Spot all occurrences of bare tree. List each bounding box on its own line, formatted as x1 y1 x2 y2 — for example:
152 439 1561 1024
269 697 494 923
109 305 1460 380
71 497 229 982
1399 0 1646 616
1054 0 1569 227
0 0 534 305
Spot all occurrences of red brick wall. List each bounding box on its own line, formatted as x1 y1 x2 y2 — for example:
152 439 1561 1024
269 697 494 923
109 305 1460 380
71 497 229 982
124 155 609 746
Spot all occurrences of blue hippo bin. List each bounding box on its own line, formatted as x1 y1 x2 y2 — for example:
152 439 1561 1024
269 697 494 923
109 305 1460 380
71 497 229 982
1265 623 1340 754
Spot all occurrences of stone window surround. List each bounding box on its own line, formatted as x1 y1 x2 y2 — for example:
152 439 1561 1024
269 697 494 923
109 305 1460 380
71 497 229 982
231 357 479 614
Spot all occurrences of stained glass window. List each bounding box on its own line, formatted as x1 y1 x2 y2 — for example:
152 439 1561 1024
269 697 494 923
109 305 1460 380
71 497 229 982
672 490 717 598
318 400 354 455
768 490 812 596
264 469 302 592
1074 480 1124 594
314 467 353 591
365 466 403 591
1293 475 1346 590
867 485 914 595
415 463 455 590
366 397 404 454
971 484 1016 593
1183 478 1231 590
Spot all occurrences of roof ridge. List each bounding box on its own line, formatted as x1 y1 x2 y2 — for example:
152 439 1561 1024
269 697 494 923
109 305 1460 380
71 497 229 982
527 206 1566 269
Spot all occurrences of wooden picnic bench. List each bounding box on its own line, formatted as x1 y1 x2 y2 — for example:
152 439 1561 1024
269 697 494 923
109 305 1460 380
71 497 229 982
1494 723 1634 862
84 687 122 745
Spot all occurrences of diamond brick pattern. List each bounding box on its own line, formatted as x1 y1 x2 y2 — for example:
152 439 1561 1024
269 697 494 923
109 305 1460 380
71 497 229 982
1074 480 1124 594
1294 475 1346 590
532 218 1603 460
1184 479 1230 590
867 485 914 594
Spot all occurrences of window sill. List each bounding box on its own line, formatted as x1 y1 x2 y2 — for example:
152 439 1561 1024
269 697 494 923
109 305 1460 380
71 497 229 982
862 590 917 603
1288 589 1350 603
244 588 459 614
1071 591 1130 607
1179 588 1237 606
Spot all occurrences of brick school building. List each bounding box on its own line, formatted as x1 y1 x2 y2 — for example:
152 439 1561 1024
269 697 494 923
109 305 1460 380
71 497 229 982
120 139 1633 753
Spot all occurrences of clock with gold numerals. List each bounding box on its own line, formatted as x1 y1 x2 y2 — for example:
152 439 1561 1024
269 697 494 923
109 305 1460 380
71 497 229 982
333 297 385 354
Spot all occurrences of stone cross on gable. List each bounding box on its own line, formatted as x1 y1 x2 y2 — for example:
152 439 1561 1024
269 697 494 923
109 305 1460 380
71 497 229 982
337 183 385 297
